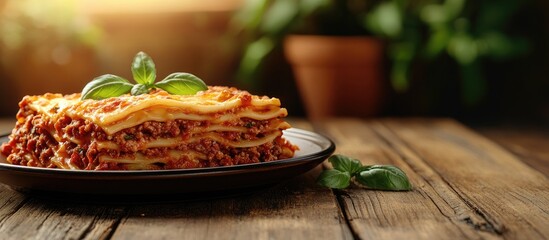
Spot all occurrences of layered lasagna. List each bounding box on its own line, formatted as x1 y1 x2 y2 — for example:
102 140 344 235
0 87 298 170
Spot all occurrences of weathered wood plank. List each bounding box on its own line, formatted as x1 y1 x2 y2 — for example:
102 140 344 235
0 186 126 240
477 127 549 176
314 118 499 239
111 168 353 240
0 185 28 227
380 118 549 239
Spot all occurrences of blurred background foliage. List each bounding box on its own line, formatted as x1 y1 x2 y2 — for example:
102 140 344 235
0 0 101 74
0 0 547 125
234 0 532 111
0 0 100 51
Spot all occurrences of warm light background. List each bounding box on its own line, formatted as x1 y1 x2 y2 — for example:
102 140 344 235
0 0 248 114
0 0 548 125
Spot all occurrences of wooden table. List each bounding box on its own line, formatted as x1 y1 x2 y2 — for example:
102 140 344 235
0 118 547 239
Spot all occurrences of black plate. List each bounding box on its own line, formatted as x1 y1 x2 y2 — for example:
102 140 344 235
0 128 335 199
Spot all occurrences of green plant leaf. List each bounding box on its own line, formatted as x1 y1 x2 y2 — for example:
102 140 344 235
234 0 270 32
237 37 275 84
316 169 351 189
131 51 156 85
448 33 478 65
365 1 402 38
260 0 299 34
328 155 362 175
424 28 451 59
300 0 330 16
131 83 150 96
155 72 208 95
355 165 412 191
81 74 133 100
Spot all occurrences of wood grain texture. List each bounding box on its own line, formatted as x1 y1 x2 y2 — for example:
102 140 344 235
0 186 27 227
111 168 353 240
313 118 548 239
477 127 549 176
381 119 548 239
0 186 126 240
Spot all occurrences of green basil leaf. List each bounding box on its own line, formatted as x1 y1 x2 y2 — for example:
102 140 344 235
355 165 412 191
81 74 133 100
155 72 208 95
131 51 156 85
316 169 351 189
131 84 150 96
328 154 363 174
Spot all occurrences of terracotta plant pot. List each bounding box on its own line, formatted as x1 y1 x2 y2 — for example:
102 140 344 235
284 35 385 119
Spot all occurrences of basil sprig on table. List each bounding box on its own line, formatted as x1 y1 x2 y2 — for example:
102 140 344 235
317 155 412 191
81 51 208 100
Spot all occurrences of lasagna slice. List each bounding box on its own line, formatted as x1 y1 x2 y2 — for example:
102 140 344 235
0 86 298 170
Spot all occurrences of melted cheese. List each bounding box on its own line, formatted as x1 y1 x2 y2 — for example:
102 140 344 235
99 150 205 163
96 131 282 150
102 107 287 135
99 150 205 170
23 86 287 134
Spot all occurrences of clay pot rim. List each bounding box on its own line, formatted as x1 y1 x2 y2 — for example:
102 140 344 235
284 34 385 66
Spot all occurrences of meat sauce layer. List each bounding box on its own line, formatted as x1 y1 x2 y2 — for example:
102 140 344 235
1 111 296 170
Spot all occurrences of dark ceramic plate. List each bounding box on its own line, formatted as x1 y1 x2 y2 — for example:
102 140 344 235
0 128 335 199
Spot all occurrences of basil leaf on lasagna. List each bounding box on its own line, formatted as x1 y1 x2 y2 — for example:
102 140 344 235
131 84 150 96
81 74 133 100
131 51 156 86
155 72 208 95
